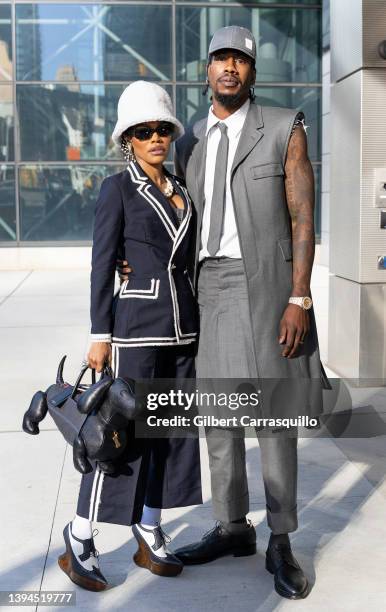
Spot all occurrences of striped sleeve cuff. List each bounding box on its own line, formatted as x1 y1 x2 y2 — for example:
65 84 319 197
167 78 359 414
90 333 112 343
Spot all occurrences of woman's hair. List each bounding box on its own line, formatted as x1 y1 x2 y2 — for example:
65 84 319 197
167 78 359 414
119 128 135 161
120 127 132 144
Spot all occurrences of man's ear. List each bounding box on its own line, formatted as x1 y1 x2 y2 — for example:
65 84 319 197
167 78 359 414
250 66 256 87
203 63 210 96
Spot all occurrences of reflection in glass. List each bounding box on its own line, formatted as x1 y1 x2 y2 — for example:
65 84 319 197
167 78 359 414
16 4 172 82
176 6 321 83
8 2 322 245
18 84 125 162
257 86 320 161
17 83 174 162
19 164 122 241
176 85 321 161
0 4 12 82
0 165 16 242
0 84 14 161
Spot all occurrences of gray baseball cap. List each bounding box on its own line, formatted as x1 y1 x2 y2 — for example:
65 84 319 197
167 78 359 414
208 26 256 61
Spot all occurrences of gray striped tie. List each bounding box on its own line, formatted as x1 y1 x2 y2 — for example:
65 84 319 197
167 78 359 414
207 122 229 256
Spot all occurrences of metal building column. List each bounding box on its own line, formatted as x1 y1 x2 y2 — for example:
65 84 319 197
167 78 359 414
328 0 386 382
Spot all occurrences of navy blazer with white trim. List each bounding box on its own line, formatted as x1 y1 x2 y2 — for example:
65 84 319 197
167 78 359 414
90 160 198 347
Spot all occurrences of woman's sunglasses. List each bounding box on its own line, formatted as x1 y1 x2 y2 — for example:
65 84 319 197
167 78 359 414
128 122 175 141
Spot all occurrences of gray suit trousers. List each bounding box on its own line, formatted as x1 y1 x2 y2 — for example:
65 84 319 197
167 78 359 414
197 257 298 534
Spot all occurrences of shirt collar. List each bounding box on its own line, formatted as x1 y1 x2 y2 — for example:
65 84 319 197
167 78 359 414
206 98 251 137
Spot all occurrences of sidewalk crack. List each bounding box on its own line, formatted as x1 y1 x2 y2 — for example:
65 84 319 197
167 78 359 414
36 444 68 611
0 270 34 307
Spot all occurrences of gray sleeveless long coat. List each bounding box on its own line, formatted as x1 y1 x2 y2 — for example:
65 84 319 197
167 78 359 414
175 102 330 418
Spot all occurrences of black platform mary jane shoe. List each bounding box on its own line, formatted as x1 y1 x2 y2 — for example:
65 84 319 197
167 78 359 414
58 522 109 592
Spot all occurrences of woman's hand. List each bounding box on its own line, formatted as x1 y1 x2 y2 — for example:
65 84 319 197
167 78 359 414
87 342 112 373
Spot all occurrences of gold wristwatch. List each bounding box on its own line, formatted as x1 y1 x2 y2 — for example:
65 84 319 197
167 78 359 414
288 296 313 310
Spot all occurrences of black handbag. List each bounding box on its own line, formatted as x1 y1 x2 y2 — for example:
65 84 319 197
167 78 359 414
22 355 137 475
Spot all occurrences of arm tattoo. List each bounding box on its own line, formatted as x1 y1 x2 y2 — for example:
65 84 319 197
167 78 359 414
284 125 315 297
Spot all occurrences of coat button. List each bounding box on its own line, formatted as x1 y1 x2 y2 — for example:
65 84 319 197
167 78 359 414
171 264 176 269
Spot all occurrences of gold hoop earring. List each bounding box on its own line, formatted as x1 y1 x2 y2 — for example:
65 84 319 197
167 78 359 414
121 138 136 162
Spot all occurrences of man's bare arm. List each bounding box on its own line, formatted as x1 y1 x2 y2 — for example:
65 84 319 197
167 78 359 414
284 125 315 297
278 125 314 358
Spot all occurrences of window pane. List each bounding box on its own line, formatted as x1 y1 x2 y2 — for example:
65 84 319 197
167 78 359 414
17 83 174 162
16 4 172 82
0 165 16 242
19 164 123 241
176 85 321 161
17 83 121 162
0 84 14 161
0 4 12 81
258 86 320 161
176 6 321 83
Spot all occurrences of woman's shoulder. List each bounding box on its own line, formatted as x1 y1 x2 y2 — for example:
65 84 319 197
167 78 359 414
100 168 137 196
103 168 128 186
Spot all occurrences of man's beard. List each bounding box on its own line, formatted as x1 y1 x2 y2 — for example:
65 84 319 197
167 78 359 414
213 87 249 110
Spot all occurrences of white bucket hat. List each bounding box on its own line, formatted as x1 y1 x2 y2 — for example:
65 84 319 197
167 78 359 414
111 81 184 145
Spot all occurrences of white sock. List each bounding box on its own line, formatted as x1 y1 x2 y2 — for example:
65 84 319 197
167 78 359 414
72 514 93 540
68 522 100 572
140 505 161 527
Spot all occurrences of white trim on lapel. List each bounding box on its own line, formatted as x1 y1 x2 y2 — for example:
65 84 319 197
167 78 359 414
167 180 195 338
127 161 177 241
125 162 195 342
173 180 192 248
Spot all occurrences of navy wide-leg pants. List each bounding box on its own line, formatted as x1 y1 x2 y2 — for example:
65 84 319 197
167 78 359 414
76 342 202 526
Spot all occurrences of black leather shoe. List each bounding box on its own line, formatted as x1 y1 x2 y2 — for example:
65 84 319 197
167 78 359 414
174 521 256 565
58 523 109 592
266 536 310 599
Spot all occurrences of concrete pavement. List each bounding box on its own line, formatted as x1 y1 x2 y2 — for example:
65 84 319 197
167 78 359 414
0 265 385 612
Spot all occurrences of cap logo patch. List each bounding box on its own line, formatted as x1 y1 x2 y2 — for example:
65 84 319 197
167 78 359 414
245 38 253 50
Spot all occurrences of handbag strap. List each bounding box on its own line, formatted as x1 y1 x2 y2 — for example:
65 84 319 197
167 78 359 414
71 363 112 399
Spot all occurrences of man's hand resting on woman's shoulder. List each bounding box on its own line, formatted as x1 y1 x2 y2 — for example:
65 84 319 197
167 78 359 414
117 259 132 283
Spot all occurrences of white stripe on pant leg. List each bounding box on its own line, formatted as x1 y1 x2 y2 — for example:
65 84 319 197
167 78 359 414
90 344 119 522
111 343 119 377
111 343 115 375
115 344 120 376
88 466 101 521
92 468 105 522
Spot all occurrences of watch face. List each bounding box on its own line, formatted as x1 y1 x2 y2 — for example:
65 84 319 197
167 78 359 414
303 297 313 310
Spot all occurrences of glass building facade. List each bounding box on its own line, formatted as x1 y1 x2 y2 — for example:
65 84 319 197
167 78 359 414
0 1 322 246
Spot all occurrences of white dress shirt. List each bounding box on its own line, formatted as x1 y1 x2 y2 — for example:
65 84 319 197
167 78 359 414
199 98 250 261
